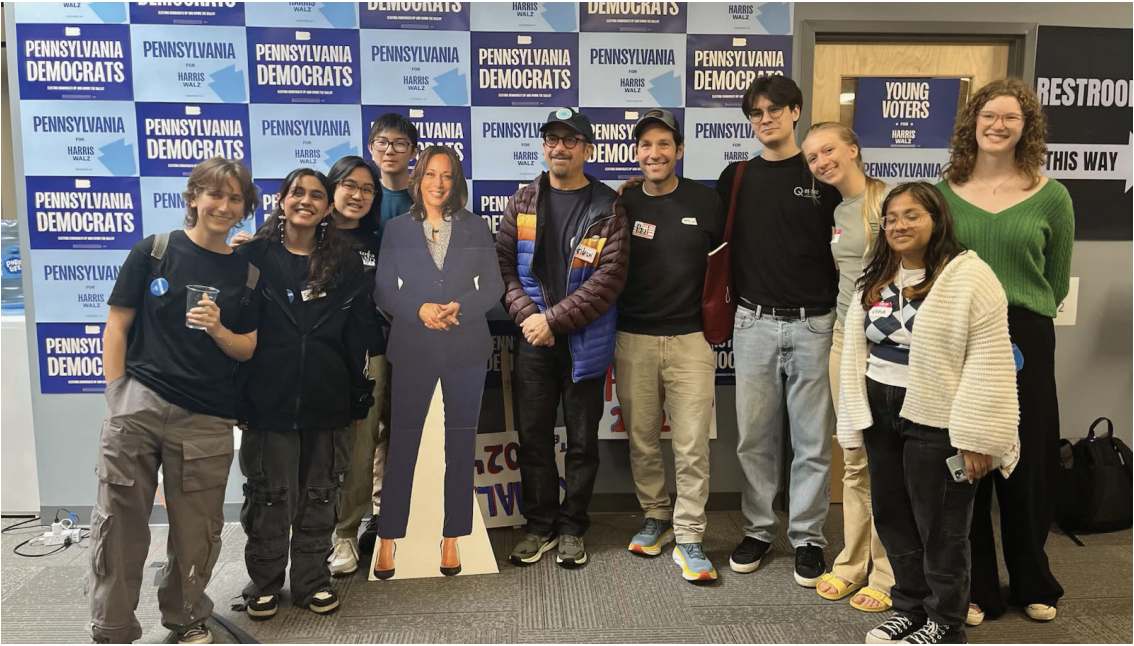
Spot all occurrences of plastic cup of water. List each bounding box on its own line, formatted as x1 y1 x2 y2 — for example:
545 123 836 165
186 285 220 330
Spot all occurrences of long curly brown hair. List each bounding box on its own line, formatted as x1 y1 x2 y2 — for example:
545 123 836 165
942 78 1048 189
251 168 351 297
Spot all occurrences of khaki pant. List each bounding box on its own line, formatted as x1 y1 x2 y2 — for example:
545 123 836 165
88 375 233 643
614 331 715 543
335 353 391 539
830 320 894 593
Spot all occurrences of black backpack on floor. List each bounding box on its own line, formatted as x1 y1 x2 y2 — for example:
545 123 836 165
1056 417 1133 545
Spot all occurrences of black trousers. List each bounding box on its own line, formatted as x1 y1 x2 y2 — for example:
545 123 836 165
514 335 605 537
239 427 349 605
377 361 485 539
969 307 1064 614
863 378 977 628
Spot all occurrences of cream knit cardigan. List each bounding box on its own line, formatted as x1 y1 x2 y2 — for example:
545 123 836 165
837 251 1020 461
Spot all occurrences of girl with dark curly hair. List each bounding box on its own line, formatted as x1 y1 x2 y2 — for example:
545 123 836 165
234 168 376 620
939 78 1074 626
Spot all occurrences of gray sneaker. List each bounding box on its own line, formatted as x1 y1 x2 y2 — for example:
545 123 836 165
556 534 587 567
509 532 559 566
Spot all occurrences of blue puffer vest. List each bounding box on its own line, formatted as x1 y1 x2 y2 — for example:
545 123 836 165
513 175 619 382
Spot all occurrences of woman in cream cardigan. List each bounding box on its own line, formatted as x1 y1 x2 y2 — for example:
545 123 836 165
838 182 1019 645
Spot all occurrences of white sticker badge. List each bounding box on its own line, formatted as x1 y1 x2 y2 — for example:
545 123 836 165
632 221 656 239
869 301 892 321
573 244 597 264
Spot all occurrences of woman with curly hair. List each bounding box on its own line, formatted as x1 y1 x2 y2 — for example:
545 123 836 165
939 78 1073 625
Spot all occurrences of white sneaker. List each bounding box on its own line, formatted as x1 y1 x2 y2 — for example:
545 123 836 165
328 536 359 575
1025 604 1057 622
965 603 984 627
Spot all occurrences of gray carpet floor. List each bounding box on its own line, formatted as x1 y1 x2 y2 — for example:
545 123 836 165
2 508 1130 644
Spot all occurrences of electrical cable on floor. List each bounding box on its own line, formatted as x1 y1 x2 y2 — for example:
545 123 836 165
5 511 89 558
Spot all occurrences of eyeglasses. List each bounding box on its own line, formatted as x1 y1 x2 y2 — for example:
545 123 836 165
339 179 375 197
371 138 413 154
747 105 785 121
543 134 585 149
977 112 1023 126
881 211 930 229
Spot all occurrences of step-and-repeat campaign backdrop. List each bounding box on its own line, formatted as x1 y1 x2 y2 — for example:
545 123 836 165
8 2 793 402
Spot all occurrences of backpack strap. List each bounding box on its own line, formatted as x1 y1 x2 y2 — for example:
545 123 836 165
1088 416 1114 440
149 232 170 279
242 263 259 307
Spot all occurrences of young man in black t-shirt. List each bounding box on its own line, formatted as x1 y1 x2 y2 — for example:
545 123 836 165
715 77 841 586
88 158 261 645
615 109 724 582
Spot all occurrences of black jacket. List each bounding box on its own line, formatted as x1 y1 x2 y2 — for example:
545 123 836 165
376 209 504 370
237 238 376 430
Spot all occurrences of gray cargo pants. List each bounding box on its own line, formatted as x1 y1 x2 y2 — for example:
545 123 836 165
88 375 234 643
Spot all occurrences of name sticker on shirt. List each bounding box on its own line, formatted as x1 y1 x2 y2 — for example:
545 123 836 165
681 217 697 226
831 228 842 244
632 221 656 239
301 288 327 302
573 244 597 264
869 301 892 321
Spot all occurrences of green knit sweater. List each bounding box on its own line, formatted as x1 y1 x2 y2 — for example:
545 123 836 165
938 180 1074 318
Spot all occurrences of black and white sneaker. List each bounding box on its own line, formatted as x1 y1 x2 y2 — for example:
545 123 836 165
866 613 924 644
902 619 965 644
728 536 771 573
176 624 213 644
793 543 825 587
309 589 340 615
246 595 278 621
358 515 379 559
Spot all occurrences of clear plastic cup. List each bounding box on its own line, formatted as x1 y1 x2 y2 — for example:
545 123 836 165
186 285 220 330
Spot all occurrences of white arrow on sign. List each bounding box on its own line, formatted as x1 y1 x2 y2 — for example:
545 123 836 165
1043 132 1132 193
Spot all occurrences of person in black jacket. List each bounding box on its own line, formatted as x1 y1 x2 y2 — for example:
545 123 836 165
322 156 393 577
234 168 375 619
372 146 504 579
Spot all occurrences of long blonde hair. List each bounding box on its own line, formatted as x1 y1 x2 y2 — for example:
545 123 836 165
804 122 887 251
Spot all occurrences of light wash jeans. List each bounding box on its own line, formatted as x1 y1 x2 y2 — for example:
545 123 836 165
733 304 835 548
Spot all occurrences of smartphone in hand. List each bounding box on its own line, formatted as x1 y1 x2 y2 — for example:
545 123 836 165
946 453 968 483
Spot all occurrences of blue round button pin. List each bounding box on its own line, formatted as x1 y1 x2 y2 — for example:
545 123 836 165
1012 343 1024 372
150 278 169 296
286 289 295 303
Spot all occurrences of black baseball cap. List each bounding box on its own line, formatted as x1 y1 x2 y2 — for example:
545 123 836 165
633 109 683 145
540 107 595 143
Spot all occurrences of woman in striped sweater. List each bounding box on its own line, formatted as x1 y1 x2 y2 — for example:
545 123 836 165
940 79 1073 625
838 182 1019 645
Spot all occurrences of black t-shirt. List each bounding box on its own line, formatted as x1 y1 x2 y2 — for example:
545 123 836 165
716 153 841 309
108 230 261 419
339 226 385 354
537 184 591 307
619 178 725 335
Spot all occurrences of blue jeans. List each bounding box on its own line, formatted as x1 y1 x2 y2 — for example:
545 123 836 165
733 304 835 547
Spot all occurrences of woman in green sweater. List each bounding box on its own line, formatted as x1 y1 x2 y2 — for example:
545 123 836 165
940 78 1074 625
